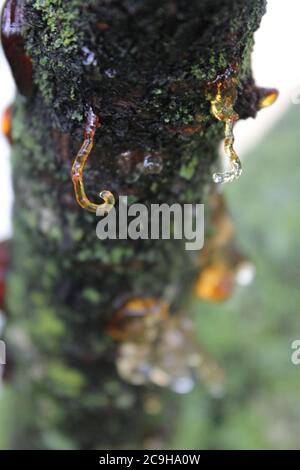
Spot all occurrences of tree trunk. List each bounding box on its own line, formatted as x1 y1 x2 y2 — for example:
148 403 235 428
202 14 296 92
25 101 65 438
3 0 267 449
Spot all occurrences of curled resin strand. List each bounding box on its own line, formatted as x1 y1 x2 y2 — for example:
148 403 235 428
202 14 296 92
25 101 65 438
211 78 241 184
71 107 115 214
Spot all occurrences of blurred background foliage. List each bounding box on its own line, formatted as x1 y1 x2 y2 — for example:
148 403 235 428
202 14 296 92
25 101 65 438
1 105 300 450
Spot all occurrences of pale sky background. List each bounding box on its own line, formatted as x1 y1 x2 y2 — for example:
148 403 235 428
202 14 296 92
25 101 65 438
1 0 300 241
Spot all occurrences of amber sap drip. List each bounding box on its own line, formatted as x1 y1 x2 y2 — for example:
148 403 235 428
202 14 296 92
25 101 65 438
71 107 115 214
211 78 242 184
258 88 279 109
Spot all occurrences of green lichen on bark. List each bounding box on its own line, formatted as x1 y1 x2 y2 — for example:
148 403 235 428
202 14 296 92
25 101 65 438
6 0 266 449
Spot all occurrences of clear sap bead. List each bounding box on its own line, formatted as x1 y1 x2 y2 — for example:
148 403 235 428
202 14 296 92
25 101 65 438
142 153 163 175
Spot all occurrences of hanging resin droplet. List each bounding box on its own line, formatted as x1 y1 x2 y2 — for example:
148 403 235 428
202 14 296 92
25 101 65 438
71 107 115 213
195 192 255 302
108 297 169 342
1 0 33 97
195 247 255 302
257 87 279 110
1 106 12 144
194 261 235 302
211 75 242 184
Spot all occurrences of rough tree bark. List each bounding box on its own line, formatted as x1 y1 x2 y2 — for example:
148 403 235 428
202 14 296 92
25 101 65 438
3 0 267 449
